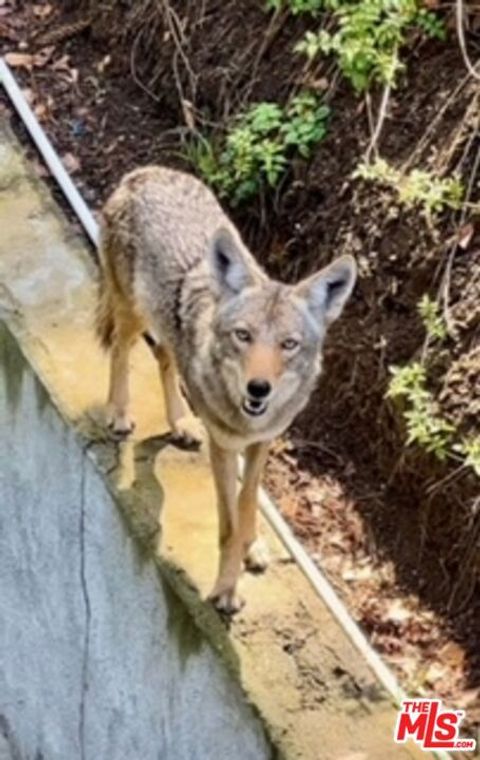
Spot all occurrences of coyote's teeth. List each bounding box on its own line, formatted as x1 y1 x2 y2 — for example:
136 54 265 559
242 398 268 417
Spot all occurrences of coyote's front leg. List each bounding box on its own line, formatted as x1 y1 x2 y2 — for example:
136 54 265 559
208 437 270 614
241 442 271 573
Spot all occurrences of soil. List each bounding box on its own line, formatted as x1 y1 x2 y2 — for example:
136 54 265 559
1 0 479 745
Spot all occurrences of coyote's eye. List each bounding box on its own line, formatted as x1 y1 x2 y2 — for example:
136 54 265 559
234 328 251 343
281 337 299 351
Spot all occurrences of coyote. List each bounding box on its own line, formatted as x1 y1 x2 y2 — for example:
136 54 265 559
97 166 357 613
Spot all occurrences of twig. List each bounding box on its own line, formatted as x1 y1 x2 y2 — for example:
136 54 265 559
130 29 161 103
456 0 480 81
401 72 471 173
439 131 480 338
161 0 198 128
434 90 480 176
364 82 392 164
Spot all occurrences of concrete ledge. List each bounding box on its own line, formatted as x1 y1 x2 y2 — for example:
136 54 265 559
0 117 426 760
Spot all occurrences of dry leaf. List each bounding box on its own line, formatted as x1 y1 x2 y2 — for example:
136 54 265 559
439 641 465 670
52 54 71 71
34 102 47 119
62 153 81 174
424 662 448 686
0 20 16 37
96 54 111 74
458 222 474 250
33 45 55 67
4 46 54 70
4 51 36 69
32 3 53 17
385 599 412 623
342 562 373 582
21 88 35 104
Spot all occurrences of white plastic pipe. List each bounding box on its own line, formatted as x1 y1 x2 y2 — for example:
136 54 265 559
260 500 457 760
0 58 99 248
1 57 452 760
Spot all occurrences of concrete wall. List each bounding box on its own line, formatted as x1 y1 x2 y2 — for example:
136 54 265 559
0 322 273 760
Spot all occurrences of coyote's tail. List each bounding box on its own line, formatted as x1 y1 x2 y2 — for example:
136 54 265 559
95 269 115 350
95 239 115 351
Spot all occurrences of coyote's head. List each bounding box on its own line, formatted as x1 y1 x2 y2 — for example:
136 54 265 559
203 228 357 436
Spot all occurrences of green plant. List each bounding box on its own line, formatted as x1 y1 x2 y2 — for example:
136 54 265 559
387 361 479 475
282 92 330 157
387 361 428 401
455 437 480 477
415 7 446 40
293 0 445 91
387 363 454 461
354 158 463 220
417 294 447 342
189 95 329 204
397 169 463 217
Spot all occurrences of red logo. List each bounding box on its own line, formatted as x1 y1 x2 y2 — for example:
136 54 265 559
394 699 476 752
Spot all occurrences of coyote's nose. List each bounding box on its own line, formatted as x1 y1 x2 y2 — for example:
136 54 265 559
247 379 271 399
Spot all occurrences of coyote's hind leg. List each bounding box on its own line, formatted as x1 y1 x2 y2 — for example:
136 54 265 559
106 310 142 436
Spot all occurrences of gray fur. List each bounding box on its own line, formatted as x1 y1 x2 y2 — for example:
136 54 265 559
100 166 357 451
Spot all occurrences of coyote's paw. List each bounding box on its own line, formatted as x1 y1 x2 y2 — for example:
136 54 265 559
171 415 203 449
106 407 135 438
245 538 270 573
208 586 245 616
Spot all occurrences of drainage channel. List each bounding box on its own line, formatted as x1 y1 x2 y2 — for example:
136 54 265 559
0 55 452 760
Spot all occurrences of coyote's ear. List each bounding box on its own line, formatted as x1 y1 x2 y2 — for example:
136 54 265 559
209 227 254 296
296 255 357 324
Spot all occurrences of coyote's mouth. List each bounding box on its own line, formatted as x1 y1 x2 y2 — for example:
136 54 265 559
242 398 268 417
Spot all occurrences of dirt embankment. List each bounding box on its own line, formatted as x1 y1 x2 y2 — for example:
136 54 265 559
1 0 479 735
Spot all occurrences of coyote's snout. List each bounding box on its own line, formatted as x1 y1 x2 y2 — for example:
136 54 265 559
97 166 357 613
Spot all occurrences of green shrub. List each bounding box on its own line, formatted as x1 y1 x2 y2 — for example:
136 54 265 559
417 294 447 342
387 296 478 475
387 363 454 461
291 0 446 91
354 158 463 220
189 95 330 204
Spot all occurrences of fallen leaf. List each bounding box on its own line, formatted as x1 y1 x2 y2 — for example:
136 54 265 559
51 54 71 71
0 20 16 38
458 222 474 250
62 152 81 174
96 54 111 74
21 87 35 104
4 45 54 70
385 598 412 623
32 3 53 17
424 661 448 686
342 562 374 582
4 51 36 69
439 641 465 670
34 102 47 119
33 45 55 67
